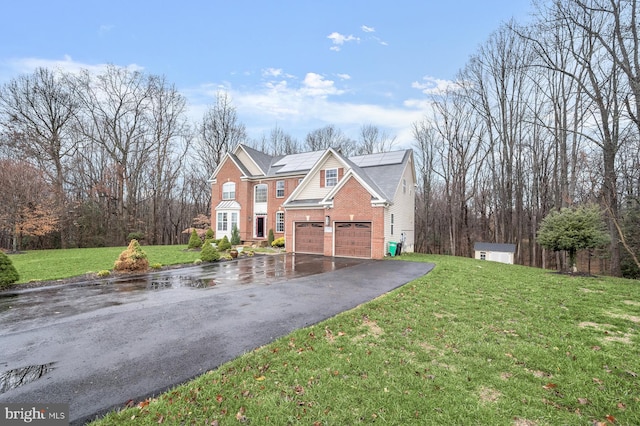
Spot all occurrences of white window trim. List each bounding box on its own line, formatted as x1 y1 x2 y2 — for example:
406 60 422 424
222 182 236 200
325 168 338 187
255 184 267 203
276 212 285 233
217 212 228 231
391 213 394 235
276 180 285 198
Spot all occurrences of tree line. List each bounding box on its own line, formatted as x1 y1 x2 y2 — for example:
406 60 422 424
413 0 640 278
0 65 396 251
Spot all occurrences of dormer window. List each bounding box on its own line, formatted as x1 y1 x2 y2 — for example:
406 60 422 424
222 182 236 200
325 168 338 187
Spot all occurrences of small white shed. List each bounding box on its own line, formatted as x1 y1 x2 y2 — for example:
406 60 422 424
474 242 516 264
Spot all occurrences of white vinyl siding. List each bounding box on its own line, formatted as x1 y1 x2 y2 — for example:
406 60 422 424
297 156 343 200
384 160 415 253
235 149 263 176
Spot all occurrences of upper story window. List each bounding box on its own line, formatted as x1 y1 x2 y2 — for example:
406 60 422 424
222 182 236 200
276 180 285 198
254 184 267 203
325 168 338 187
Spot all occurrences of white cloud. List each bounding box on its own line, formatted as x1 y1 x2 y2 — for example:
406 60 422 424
374 36 389 46
301 73 344 97
262 67 283 78
336 73 351 80
361 25 375 33
412 76 460 95
1 55 143 80
193 77 432 148
261 68 294 79
327 32 360 51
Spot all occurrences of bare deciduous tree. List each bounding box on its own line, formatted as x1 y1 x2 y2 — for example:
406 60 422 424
304 124 355 155
0 67 78 247
196 91 247 176
355 124 397 155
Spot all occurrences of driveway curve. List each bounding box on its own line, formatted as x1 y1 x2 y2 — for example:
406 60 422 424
0 253 433 425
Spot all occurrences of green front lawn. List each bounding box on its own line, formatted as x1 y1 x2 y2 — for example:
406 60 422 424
91 254 640 425
8 245 201 283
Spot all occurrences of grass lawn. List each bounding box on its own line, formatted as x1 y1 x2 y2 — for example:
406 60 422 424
89 254 639 425
8 245 201 284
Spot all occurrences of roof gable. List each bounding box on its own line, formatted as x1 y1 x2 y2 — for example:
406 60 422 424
283 149 350 203
284 148 391 207
235 144 272 176
208 151 250 182
320 168 387 206
354 150 413 200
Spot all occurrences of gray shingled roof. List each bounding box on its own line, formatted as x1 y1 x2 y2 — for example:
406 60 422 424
474 242 516 253
240 144 275 175
357 150 410 200
237 144 413 202
334 151 389 200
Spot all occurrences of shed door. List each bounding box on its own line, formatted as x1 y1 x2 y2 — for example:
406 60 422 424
295 222 324 254
335 222 371 258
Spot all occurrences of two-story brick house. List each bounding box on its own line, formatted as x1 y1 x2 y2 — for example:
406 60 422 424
209 144 415 259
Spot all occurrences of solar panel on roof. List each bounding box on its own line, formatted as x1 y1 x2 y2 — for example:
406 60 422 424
274 151 324 173
350 150 405 167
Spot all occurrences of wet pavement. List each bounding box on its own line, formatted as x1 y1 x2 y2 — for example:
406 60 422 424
0 254 362 331
0 253 433 425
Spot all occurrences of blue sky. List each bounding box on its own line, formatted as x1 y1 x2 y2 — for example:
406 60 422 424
0 0 533 147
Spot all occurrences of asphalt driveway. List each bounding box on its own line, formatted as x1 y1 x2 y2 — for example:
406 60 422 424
0 253 433 425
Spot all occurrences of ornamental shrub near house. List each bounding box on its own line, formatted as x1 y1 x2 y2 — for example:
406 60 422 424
0 251 19 288
218 236 232 252
188 229 202 249
272 237 285 247
231 224 241 245
205 228 214 240
267 229 275 246
201 239 220 262
114 239 149 272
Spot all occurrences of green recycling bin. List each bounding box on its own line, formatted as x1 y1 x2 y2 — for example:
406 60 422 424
388 241 398 257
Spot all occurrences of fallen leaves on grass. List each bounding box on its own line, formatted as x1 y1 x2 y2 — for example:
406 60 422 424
478 386 501 403
235 407 247 422
577 397 590 405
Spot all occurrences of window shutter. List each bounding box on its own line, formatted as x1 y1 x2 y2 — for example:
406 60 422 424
320 170 325 188
338 168 344 181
